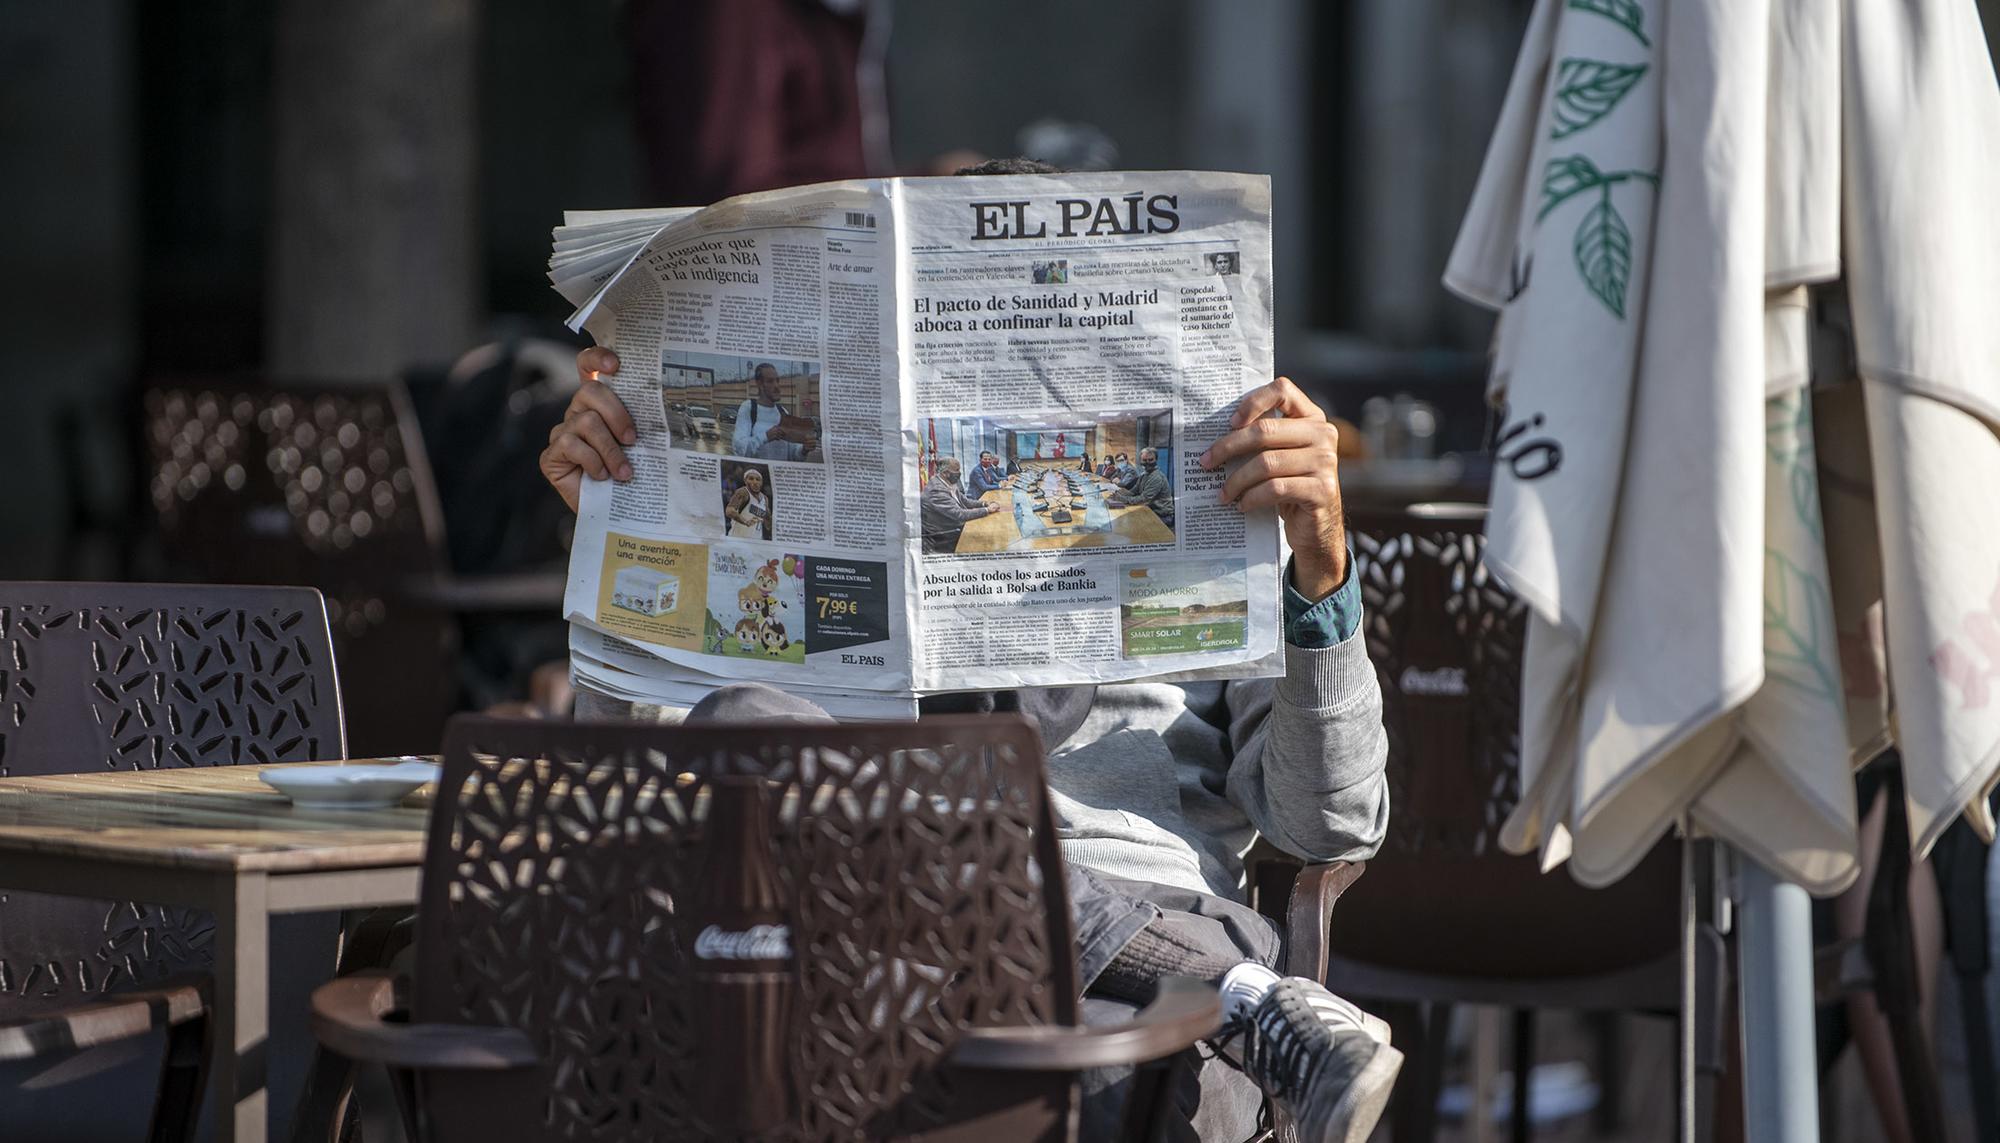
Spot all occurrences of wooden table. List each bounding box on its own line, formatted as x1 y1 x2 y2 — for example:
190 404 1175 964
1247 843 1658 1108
0 762 431 1143
953 474 1175 553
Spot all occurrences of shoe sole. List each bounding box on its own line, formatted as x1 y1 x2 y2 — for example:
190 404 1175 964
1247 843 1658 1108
1311 1041 1405 1143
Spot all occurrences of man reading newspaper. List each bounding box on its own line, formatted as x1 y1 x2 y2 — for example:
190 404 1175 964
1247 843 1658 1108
540 161 1397 1143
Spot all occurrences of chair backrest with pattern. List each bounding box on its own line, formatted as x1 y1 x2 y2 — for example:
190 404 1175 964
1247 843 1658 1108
412 714 1078 1142
142 381 454 755
0 582 343 999
1326 504 1680 989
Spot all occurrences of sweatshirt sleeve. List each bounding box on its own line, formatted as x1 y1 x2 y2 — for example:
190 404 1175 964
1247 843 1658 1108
1222 586 1389 864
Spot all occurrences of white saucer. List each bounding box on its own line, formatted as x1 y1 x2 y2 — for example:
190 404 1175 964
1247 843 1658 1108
260 761 441 810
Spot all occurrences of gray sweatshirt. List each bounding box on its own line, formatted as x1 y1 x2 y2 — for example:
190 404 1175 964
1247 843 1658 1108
1042 629 1388 899
574 625 1388 903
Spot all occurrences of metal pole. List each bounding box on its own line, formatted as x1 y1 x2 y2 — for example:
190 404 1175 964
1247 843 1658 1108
1734 848 1820 1143
1680 834 1696 1143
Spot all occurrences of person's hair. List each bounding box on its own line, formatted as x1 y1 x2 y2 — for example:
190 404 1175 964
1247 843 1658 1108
1139 447 1157 461
979 450 995 459
753 362 778 378
744 468 763 483
954 157 1067 177
939 458 962 475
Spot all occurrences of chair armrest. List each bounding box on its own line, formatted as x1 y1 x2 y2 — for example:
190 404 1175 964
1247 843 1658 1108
1284 860 1366 982
311 972 538 1070
948 976 1222 1072
0 975 209 1061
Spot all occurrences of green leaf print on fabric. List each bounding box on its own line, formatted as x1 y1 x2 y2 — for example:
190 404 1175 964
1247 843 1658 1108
1764 548 1843 708
1568 0 1651 47
1766 391 1826 545
1552 59 1649 139
1541 155 1608 220
1575 191 1633 318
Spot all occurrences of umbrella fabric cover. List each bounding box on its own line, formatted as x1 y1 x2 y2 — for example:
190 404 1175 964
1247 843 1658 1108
1840 0 2000 859
1444 0 2000 892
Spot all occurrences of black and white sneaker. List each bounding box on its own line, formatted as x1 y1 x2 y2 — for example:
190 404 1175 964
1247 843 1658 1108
1230 978 1403 1143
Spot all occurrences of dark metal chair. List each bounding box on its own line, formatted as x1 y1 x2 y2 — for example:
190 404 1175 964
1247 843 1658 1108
313 714 1226 1142
0 976 213 1143
141 382 459 757
1324 503 1728 1142
0 582 346 1142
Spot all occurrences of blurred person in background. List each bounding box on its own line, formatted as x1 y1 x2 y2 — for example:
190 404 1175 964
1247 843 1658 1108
623 0 891 204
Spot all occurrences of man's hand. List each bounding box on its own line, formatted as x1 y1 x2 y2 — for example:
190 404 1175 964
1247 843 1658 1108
1200 376 1348 599
541 348 638 513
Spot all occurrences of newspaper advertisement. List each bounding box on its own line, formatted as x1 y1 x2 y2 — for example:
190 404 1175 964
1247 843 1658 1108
550 171 1282 705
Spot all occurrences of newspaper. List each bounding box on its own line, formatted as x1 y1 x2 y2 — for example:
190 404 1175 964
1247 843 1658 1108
549 172 1283 715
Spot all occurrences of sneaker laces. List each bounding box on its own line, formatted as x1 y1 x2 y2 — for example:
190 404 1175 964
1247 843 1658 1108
1239 989 1334 1104
1205 982 1389 1143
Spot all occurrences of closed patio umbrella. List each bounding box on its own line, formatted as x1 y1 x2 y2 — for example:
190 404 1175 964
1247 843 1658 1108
1444 0 2000 1133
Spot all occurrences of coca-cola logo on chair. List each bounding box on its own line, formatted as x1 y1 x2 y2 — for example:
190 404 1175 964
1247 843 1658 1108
1398 665 1469 697
694 923 793 961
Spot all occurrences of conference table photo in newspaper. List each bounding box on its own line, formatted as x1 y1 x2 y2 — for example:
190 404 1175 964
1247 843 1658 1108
551 171 1285 713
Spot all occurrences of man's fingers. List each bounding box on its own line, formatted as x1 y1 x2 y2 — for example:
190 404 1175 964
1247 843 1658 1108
1230 376 1325 429
569 381 638 444
1200 417 1331 468
1219 446 1330 504
538 454 582 513
1234 474 1337 515
550 434 610 480
565 411 632 480
576 346 621 383
1230 382 1285 427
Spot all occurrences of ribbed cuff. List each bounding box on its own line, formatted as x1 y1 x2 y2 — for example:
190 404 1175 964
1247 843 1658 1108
1060 838 1214 900
1276 627 1376 713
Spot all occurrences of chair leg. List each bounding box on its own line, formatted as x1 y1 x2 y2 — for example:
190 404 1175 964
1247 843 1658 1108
149 1010 211 1143
1509 1010 1533 1143
290 908 417 1143
1960 965 2000 1143
289 1037 363 1143
1707 946 1743 1143
1115 1051 1197 1143
1590 1012 1623 1135
1864 769 1951 1143
1385 1001 1451 1143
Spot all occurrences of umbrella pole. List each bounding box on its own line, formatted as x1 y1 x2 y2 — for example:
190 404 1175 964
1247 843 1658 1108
1734 848 1820 1142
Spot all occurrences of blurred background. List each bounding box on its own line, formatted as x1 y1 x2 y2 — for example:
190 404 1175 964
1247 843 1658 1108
8 5 2000 1138
0 0 1549 585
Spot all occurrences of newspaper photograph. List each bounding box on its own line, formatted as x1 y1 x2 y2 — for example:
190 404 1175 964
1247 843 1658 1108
549 171 1282 706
